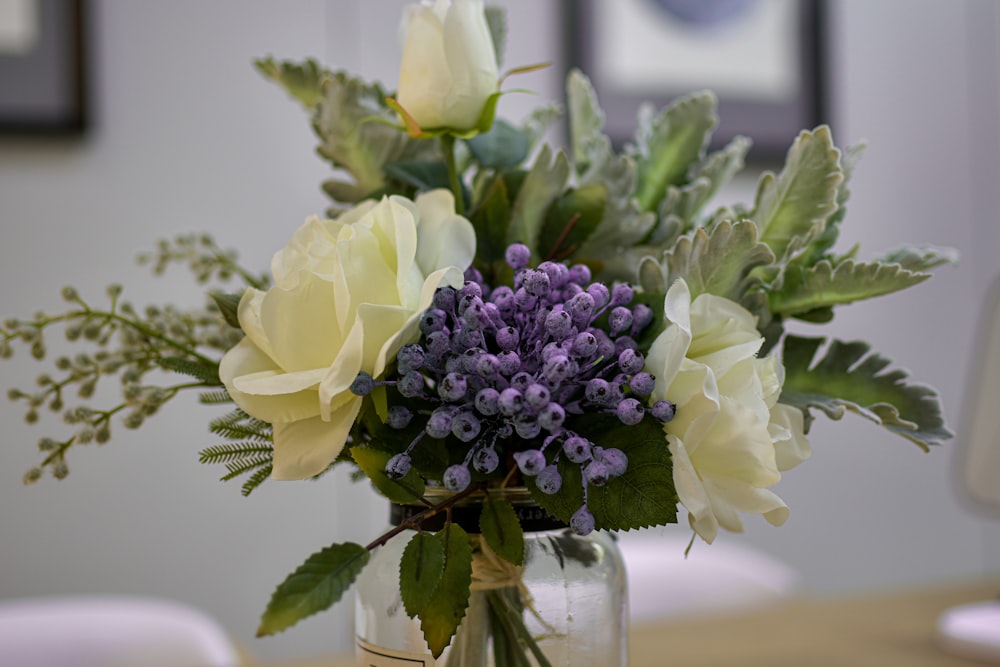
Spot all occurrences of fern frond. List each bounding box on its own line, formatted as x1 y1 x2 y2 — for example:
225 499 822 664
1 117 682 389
209 409 249 429
160 356 222 385
221 454 273 481
199 390 233 405
199 442 274 464
211 422 273 442
242 465 273 496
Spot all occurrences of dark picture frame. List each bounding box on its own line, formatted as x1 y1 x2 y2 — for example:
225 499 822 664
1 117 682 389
0 0 87 135
564 0 826 162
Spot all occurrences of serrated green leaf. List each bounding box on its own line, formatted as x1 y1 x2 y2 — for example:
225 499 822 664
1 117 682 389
479 493 525 566
418 524 473 657
876 244 960 273
313 71 437 202
769 259 931 317
632 92 718 213
538 183 607 261
527 415 678 530
384 160 452 191
254 57 326 110
466 119 529 169
779 335 953 450
209 291 243 329
751 126 843 261
351 446 426 504
658 220 776 304
257 542 369 636
506 145 570 255
400 532 446 618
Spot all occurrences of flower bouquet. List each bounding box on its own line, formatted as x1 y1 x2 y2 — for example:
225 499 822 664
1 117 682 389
2 0 955 664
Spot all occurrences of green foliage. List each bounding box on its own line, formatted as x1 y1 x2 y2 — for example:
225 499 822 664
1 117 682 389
201 410 274 495
750 126 844 261
779 335 954 450
484 5 506 66
632 91 718 213
254 56 326 110
466 119 529 169
479 492 525 566
469 175 513 274
158 356 222 386
209 292 243 330
351 445 426 504
384 160 452 192
876 245 960 273
417 524 473 658
769 259 932 317
527 415 678 530
506 145 570 256
538 183 607 261
399 532 447 618
257 542 370 636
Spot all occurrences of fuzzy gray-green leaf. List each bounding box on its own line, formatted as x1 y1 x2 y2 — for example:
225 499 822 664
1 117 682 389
769 259 930 317
257 542 369 636
506 145 570 256
779 335 953 450
633 92 718 213
400 532 446 618
566 69 606 176
751 126 843 261
254 57 326 110
876 245 960 273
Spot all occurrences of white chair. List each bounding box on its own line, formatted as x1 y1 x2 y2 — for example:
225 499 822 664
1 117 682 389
617 529 800 624
0 595 242 667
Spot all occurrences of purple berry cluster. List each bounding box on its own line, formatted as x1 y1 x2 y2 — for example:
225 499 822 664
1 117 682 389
352 243 675 535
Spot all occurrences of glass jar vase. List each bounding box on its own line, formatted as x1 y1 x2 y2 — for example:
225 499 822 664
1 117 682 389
354 488 628 666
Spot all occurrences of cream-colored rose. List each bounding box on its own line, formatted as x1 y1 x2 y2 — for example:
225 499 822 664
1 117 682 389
646 280 812 543
397 0 499 132
219 190 475 480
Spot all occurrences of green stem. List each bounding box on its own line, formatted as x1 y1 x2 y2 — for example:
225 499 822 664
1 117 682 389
441 134 465 216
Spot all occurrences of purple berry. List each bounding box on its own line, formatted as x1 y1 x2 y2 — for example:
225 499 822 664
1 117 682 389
514 449 547 476
505 243 531 269
426 408 454 438
538 402 566 431
632 303 654 333
387 406 413 429
617 348 644 375
443 464 471 492
397 371 425 398
425 330 450 358
514 413 542 439
602 448 628 477
451 411 482 442
522 269 550 296
524 383 551 410
397 344 425 374
497 350 521 376
584 460 611 486
498 388 524 416
433 286 457 312
536 465 563 494
629 372 655 397
611 284 634 306
544 308 573 339
473 447 500 474
474 388 501 415
542 355 572 383
350 372 374 396
475 354 500 379
570 506 596 536
586 283 610 309
616 397 645 425
438 372 468 401
510 372 532 393
567 291 596 325
650 400 676 422
496 326 520 351
514 287 537 311
570 332 598 358
385 453 412 479
568 264 591 285
608 307 633 336
420 308 447 335
563 436 592 463
585 378 612 405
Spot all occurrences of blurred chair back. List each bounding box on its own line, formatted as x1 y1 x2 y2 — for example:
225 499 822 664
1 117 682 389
0 596 241 667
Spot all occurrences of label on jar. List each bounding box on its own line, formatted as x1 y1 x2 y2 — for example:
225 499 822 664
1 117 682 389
355 637 435 666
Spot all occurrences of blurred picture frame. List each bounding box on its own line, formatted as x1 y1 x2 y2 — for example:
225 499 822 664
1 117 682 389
564 0 826 162
0 0 87 135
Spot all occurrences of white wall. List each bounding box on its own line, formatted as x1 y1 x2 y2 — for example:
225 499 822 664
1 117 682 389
0 0 997 662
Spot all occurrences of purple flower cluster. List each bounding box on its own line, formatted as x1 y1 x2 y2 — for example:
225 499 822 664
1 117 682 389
352 243 675 535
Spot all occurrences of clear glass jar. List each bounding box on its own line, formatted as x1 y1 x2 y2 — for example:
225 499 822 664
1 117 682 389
354 489 628 666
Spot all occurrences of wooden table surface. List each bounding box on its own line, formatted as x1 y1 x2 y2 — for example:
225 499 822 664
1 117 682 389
252 577 1000 667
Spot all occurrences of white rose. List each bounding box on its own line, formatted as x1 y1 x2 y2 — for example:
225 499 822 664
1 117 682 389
219 190 475 480
646 280 812 543
397 0 499 132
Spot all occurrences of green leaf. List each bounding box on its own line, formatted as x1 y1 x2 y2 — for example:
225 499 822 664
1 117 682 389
779 335 953 450
750 126 844 261
538 183 607 261
484 5 506 66
254 57 326 110
209 291 243 329
399 532 446 618
469 175 512 270
351 446 426 504
663 135 751 226
797 142 866 265
418 524 473 658
566 69 606 176
527 415 678 530
257 542 369 636
466 119 529 169
384 160 452 191
656 220 776 304
521 104 563 154
479 493 525 566
769 259 931 317
632 92 718 213
876 244 960 273
159 356 222 385
506 145 570 255
313 71 437 202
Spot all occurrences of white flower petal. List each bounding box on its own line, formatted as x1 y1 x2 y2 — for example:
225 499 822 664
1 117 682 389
270 399 362 480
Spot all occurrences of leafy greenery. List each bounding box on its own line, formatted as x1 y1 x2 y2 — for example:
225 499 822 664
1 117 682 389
479 492 525 566
417 524 474 658
400 532 447 618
